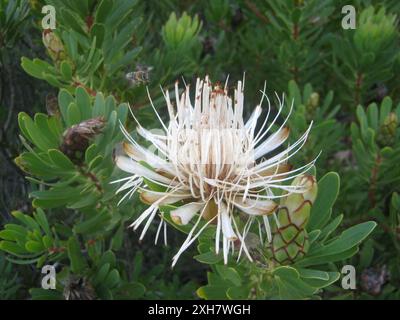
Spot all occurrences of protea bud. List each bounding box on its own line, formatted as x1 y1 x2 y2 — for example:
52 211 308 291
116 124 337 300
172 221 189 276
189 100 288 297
377 112 398 147
42 30 65 62
264 175 317 265
306 92 319 121
60 117 105 164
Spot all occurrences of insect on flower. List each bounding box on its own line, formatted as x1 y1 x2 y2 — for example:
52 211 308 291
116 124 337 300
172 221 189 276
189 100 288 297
113 75 317 266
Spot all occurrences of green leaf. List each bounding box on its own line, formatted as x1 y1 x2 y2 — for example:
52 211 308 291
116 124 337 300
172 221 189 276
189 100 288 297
216 265 242 286
25 240 44 253
104 269 120 288
359 239 375 269
43 73 64 87
95 0 113 24
194 251 222 264
93 263 110 285
68 192 99 209
85 144 98 164
30 187 81 201
18 112 33 142
30 288 62 300
197 285 228 300
42 235 53 249
67 102 81 126
319 214 343 242
311 221 377 256
21 57 46 79
34 113 60 147
75 86 92 120
12 211 40 230
99 250 116 268
60 8 86 34
0 229 26 244
48 149 75 170
0 241 27 255
73 210 111 234
111 224 124 250
22 114 54 151
88 155 103 170
296 268 329 281
60 60 73 81
93 92 106 117
308 172 340 230
115 282 145 299
226 285 250 299
302 271 340 289
295 247 359 267
67 237 87 273
58 89 74 122
90 23 105 47
33 208 51 236
272 266 317 299
308 230 321 243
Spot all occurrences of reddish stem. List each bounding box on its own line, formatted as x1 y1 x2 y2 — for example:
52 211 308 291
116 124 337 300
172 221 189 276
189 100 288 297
368 154 382 208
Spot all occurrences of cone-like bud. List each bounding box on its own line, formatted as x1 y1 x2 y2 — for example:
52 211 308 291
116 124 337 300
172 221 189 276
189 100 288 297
42 30 65 62
377 112 398 147
264 175 317 265
306 92 319 121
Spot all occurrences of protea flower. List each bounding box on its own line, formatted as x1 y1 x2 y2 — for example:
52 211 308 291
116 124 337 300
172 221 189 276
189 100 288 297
114 76 316 266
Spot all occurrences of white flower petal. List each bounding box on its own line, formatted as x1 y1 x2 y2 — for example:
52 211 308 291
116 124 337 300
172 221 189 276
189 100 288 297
220 203 237 241
254 127 290 160
232 197 277 216
115 155 177 186
139 190 191 205
170 202 204 225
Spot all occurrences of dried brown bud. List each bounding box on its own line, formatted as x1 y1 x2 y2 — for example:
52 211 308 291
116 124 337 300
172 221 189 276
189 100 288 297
360 265 389 296
63 276 96 300
60 117 106 163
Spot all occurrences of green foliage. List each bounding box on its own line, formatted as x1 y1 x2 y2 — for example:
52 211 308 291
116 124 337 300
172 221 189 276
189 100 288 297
263 0 335 88
1 0 400 300
16 87 128 210
0 253 20 299
0 0 29 49
348 97 400 210
0 209 62 266
22 0 143 96
285 80 342 166
331 6 398 105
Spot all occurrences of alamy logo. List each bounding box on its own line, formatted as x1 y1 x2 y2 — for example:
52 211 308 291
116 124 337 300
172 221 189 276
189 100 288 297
341 265 356 289
41 265 56 290
41 5 56 30
341 5 356 30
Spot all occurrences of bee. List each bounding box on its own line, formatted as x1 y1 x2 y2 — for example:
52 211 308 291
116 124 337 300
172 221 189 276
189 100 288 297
125 64 153 87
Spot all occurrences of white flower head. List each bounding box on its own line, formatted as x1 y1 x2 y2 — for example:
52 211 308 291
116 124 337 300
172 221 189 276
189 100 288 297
113 75 316 266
